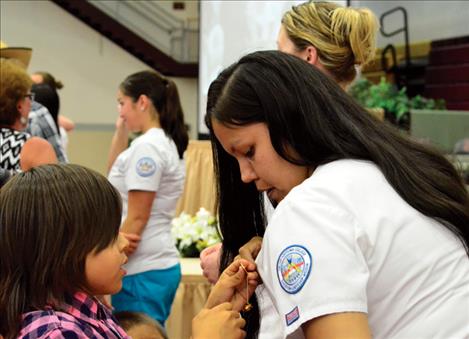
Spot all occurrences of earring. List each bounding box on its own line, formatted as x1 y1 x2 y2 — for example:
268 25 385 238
20 117 28 125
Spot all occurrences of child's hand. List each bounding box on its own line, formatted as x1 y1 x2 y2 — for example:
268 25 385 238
200 242 222 284
192 302 246 339
205 259 259 312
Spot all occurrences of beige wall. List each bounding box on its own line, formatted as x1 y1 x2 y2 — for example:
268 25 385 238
1 0 198 173
67 129 114 175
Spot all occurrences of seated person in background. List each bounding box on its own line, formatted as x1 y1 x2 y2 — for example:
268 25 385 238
31 83 60 137
114 311 168 339
31 83 72 156
31 71 75 151
27 100 67 162
0 59 56 173
0 44 67 163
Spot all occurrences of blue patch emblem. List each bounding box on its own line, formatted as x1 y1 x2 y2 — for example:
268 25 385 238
285 306 300 326
136 157 157 177
277 245 312 294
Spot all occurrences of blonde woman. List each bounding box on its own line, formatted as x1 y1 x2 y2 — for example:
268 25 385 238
278 0 377 90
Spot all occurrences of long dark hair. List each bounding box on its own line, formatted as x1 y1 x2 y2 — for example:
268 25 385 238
205 51 469 337
120 71 189 158
0 164 122 339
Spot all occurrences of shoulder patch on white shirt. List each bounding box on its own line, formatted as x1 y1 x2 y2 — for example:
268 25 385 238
136 157 157 177
277 245 312 294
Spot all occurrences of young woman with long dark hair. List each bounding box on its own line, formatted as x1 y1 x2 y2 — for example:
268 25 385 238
206 50 469 338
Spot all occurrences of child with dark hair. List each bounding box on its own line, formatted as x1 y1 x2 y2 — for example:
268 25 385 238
0 163 258 339
0 164 130 339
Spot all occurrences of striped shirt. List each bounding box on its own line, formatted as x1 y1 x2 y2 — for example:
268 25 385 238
19 292 129 338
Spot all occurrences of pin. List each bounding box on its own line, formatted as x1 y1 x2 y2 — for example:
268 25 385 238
240 262 253 312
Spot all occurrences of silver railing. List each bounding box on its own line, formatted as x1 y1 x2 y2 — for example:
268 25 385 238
88 0 199 63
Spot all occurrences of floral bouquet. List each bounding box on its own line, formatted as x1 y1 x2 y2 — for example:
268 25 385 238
171 207 221 258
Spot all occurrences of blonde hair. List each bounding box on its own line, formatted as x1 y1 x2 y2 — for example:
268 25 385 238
282 1 378 84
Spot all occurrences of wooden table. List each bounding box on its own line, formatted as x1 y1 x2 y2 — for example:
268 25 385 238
166 258 212 339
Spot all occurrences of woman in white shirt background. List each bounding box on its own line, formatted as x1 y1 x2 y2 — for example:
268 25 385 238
107 70 189 328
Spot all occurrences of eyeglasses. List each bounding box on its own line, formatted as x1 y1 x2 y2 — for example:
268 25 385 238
24 93 35 101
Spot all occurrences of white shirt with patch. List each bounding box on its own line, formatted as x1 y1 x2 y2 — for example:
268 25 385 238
108 128 185 275
256 159 469 339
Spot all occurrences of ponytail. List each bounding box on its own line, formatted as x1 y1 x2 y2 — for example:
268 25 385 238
160 79 189 159
120 71 189 159
282 1 378 84
331 7 378 66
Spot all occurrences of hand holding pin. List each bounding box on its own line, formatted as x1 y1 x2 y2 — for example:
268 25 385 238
240 262 253 312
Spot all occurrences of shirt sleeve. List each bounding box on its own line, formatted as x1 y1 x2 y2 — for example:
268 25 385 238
258 196 369 336
124 141 164 192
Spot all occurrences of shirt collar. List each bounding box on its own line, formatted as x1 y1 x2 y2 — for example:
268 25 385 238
60 291 112 325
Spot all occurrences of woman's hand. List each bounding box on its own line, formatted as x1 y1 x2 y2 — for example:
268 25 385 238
200 236 263 285
120 232 141 256
200 242 222 284
115 116 128 132
237 236 263 263
205 259 259 312
192 303 246 339
107 116 130 173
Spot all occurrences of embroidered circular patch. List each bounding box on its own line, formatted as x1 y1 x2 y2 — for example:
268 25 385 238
136 157 157 177
276 245 312 294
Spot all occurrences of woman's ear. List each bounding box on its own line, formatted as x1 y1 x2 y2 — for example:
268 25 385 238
305 46 319 66
137 94 149 111
17 99 23 112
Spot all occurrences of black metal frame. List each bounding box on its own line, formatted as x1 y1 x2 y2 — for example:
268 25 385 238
380 6 411 89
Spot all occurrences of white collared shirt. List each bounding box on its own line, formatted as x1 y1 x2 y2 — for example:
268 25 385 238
256 159 469 338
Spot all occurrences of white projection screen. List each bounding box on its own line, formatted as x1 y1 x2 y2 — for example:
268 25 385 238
198 0 346 137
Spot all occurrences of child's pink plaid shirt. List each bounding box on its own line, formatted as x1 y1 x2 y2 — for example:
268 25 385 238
19 291 129 338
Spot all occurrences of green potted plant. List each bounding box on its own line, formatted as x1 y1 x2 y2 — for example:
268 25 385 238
348 77 446 130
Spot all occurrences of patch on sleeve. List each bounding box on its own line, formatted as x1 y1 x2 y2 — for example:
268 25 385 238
136 157 157 177
285 306 300 326
277 245 312 294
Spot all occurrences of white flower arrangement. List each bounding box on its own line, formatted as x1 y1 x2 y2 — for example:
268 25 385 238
171 207 221 257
